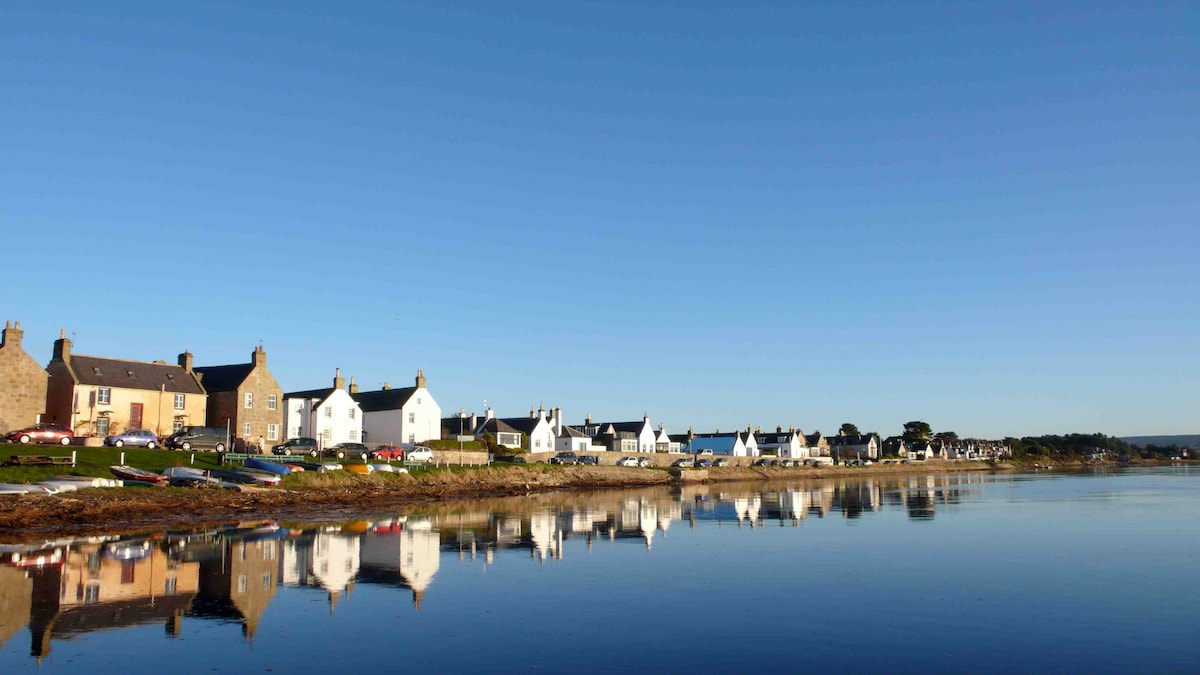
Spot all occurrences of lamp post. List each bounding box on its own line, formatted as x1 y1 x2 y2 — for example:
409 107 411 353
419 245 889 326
459 408 465 467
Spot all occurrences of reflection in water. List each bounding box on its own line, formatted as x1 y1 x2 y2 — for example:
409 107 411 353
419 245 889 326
0 472 991 662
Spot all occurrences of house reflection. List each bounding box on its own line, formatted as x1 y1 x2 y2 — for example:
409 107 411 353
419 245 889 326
24 539 200 660
0 471 993 662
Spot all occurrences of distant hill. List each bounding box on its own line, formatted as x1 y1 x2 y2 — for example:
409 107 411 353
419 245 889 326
1121 435 1200 449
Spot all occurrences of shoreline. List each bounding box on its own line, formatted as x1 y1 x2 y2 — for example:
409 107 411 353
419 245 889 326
0 459 1173 539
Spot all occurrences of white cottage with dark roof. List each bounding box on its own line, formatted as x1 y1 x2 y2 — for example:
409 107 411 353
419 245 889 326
350 370 441 446
283 368 363 448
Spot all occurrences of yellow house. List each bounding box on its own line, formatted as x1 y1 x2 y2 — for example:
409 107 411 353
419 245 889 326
44 331 207 438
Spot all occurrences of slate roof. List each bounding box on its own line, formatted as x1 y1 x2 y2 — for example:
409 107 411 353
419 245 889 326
559 426 588 439
479 416 544 435
193 363 253 393
283 387 336 401
687 436 739 452
67 355 205 394
352 386 418 413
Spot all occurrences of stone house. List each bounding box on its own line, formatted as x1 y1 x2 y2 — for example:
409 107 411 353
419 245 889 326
194 346 284 451
0 321 48 433
44 331 207 438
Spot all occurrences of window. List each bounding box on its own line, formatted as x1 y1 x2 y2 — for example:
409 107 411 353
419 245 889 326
408 412 415 423
245 392 254 409
244 423 252 437
262 573 272 590
348 408 356 419
174 393 185 410
84 584 100 604
173 420 183 432
96 417 109 436
268 424 279 441
97 387 111 405
324 406 331 418
121 560 135 584
268 394 277 410
165 577 178 595
237 575 247 594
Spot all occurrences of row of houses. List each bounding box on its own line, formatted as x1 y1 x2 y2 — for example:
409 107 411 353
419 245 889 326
0 322 440 449
1 321 1010 460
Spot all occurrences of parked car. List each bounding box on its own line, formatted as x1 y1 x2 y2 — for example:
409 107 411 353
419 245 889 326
753 458 771 467
637 456 652 468
697 449 714 456
671 458 694 468
549 452 579 466
371 444 405 460
494 455 527 464
6 423 73 445
714 458 730 467
579 455 599 466
330 442 370 460
695 459 713 468
104 428 159 449
272 437 317 456
165 426 228 452
403 445 434 463
616 456 639 467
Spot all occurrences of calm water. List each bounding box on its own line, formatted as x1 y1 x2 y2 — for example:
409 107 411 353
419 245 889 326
1 467 1197 674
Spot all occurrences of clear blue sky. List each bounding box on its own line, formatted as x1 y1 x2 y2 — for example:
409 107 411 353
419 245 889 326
2 1 1196 439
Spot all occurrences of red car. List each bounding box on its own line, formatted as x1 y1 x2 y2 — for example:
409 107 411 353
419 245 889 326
7 423 74 445
371 444 404 461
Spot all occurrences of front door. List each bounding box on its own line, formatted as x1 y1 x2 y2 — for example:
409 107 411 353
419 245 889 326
129 403 143 429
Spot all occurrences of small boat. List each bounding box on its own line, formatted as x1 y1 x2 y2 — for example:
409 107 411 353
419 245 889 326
282 464 306 472
244 457 292 476
110 466 168 484
209 468 281 487
35 481 80 494
370 463 395 473
343 463 373 474
0 483 38 495
162 466 239 489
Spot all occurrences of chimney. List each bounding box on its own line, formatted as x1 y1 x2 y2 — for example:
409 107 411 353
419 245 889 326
538 404 545 420
334 368 345 391
349 376 359 395
530 407 536 419
252 345 266 367
382 381 391 390
486 407 494 420
1 321 22 349
688 426 694 438
177 350 193 372
776 425 782 433
470 413 477 430
415 369 426 389
586 414 592 425
53 329 72 362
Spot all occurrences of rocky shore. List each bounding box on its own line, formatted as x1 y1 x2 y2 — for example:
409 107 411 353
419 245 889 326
0 461 1026 538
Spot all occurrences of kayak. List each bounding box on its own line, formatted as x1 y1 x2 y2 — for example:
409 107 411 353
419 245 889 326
244 457 292 476
343 463 373 474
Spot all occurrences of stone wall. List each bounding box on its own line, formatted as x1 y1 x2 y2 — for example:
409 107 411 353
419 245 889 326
0 322 48 433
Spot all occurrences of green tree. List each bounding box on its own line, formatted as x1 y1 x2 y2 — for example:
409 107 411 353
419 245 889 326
839 423 860 437
902 420 932 442
933 430 958 443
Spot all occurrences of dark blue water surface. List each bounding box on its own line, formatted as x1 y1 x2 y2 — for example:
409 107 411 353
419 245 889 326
1 467 1197 674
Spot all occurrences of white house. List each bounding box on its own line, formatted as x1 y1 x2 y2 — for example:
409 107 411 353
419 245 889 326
556 424 592 453
829 434 880 461
477 406 558 454
571 415 658 454
283 369 363 449
755 427 809 459
351 370 442 446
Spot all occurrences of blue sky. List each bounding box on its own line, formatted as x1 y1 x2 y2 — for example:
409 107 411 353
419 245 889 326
2 1 1196 438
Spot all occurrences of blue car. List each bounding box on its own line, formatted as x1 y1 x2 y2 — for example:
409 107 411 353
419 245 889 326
104 428 160 449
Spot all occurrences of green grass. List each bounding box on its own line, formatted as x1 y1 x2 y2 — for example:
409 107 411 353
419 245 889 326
0 442 226 483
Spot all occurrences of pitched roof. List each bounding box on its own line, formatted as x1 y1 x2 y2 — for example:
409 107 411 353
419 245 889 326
67 355 204 394
482 416 545 435
283 387 336 401
193 363 253 393
559 426 588 439
351 386 418 413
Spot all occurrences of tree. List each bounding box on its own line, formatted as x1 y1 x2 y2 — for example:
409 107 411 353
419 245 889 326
839 423 860 437
903 421 932 442
933 431 958 443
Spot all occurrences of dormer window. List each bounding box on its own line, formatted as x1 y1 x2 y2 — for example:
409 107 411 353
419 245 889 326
92 367 101 375
167 374 175 380
127 370 135 378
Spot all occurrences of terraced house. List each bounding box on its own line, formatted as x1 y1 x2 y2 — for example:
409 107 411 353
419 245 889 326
194 346 284 450
44 331 207 438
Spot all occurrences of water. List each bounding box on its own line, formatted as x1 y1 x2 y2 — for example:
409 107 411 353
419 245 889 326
1 467 1197 673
